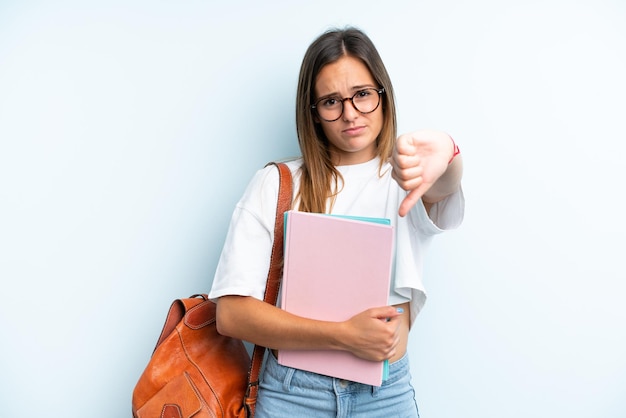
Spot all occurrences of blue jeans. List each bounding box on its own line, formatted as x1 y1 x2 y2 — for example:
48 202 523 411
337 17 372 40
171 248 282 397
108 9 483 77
255 352 420 417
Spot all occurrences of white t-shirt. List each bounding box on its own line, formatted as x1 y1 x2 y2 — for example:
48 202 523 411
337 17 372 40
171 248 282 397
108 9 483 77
209 157 464 326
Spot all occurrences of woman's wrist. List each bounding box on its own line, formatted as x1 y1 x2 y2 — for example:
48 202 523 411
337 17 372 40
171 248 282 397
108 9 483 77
448 136 460 164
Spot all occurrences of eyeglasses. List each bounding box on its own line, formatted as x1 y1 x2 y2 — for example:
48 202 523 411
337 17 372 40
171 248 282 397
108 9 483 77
311 88 385 122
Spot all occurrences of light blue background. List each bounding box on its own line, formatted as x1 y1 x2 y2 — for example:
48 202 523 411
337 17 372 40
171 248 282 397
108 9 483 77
1 1 625 417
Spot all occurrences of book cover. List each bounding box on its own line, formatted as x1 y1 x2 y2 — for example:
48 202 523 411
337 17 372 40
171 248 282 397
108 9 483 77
277 210 394 386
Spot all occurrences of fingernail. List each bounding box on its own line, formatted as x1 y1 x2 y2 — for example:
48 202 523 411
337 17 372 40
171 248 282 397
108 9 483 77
396 308 404 314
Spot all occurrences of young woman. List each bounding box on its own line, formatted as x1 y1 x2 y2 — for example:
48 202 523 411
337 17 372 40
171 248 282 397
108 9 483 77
209 27 464 417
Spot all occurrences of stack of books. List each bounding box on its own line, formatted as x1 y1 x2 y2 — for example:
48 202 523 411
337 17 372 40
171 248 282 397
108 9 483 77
278 210 394 386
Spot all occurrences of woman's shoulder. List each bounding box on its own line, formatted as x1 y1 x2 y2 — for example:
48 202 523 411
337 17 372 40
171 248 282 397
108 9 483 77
280 157 304 174
239 157 302 209
259 157 303 176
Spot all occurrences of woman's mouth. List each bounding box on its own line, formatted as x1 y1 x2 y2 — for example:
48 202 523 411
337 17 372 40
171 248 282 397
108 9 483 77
342 126 366 136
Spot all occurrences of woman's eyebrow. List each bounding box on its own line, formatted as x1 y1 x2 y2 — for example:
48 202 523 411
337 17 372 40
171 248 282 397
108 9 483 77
351 84 377 91
317 84 378 99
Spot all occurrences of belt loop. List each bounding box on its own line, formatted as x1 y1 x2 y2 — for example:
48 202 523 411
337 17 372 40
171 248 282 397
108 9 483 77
282 367 295 392
371 384 380 397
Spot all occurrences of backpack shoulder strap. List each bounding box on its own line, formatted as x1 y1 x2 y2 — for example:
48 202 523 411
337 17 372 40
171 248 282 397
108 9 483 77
245 162 293 415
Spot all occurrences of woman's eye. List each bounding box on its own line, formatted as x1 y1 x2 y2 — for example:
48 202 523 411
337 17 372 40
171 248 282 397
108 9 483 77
357 90 371 98
322 98 339 107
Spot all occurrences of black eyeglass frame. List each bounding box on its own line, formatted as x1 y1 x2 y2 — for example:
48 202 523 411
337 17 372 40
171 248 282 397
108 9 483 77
311 88 385 122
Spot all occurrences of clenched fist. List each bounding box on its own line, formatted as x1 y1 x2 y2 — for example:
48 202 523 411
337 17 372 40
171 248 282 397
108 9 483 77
391 130 460 217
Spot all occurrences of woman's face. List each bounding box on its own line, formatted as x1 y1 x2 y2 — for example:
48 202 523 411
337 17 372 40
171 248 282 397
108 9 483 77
314 55 383 165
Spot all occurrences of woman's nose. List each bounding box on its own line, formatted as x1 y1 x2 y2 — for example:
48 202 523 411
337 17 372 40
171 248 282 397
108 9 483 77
342 99 359 121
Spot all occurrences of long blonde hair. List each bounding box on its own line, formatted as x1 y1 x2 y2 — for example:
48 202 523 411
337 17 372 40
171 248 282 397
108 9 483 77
295 27 397 213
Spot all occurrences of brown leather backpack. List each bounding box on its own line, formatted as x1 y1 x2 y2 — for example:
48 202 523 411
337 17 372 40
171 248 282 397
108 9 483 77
131 162 292 418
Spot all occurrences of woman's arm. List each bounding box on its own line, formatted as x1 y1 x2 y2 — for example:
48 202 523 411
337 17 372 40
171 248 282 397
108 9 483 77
216 295 404 362
391 129 464 217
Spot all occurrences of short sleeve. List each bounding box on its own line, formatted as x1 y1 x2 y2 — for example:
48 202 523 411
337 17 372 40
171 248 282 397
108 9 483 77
208 165 282 301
